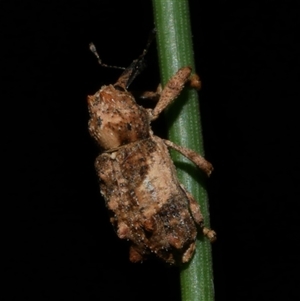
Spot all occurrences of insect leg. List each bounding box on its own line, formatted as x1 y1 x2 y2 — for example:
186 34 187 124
149 67 192 120
163 139 213 176
179 184 216 243
135 84 162 101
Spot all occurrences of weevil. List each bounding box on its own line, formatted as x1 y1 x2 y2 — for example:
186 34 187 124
87 35 216 265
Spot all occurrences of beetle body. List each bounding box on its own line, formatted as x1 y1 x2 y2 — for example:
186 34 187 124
87 66 215 264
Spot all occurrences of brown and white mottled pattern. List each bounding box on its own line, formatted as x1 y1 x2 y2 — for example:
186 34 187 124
87 66 216 265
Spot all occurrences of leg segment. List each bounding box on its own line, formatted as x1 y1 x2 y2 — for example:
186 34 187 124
134 84 162 101
149 67 192 121
180 184 216 243
163 139 213 176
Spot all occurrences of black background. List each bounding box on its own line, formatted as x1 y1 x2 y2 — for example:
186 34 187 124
2 1 299 300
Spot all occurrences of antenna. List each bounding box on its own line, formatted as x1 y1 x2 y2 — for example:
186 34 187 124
89 43 126 70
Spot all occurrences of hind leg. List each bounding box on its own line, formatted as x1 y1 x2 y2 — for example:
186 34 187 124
180 184 216 242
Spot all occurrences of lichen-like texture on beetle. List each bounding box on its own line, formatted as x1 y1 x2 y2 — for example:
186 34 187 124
87 63 215 265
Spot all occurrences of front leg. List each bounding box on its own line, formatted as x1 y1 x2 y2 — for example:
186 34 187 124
163 139 213 176
133 84 162 102
149 67 192 121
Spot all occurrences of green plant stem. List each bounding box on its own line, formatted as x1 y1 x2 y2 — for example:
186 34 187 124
152 1 215 300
